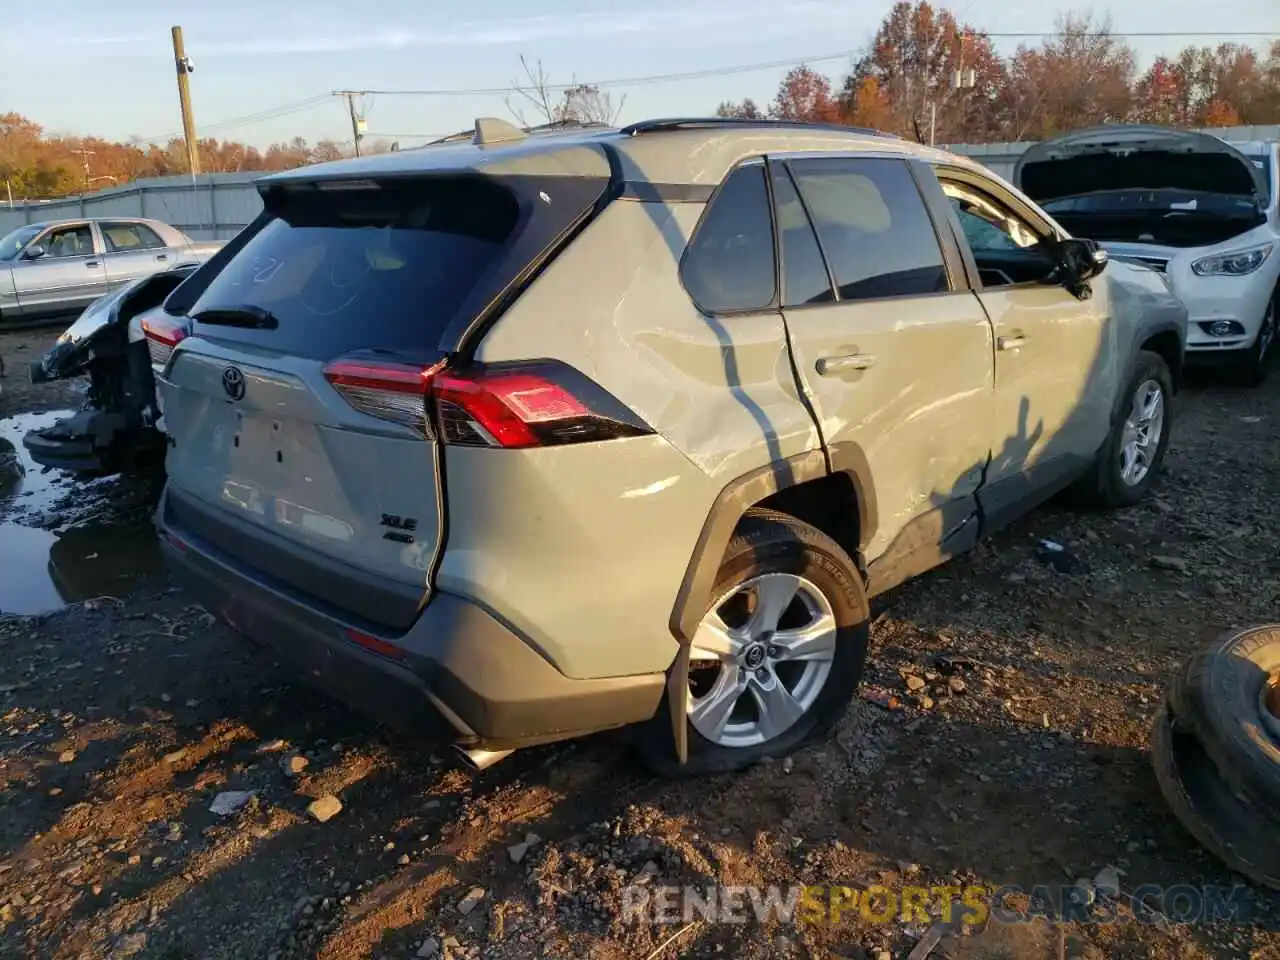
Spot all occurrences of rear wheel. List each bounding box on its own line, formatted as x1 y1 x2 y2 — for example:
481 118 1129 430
640 509 869 778
1236 293 1276 388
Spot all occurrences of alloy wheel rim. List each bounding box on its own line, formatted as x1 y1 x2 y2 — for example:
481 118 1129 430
1118 379 1164 487
686 572 837 748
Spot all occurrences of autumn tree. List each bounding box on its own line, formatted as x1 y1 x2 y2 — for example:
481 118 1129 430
844 1 1006 143
998 12 1135 140
846 76 895 131
771 65 841 123
1131 58 1190 126
715 99 764 120
1172 43 1269 125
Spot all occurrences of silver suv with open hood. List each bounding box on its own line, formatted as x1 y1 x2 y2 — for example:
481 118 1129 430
1015 125 1278 384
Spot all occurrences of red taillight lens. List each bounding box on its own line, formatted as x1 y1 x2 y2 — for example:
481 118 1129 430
322 359 444 435
432 361 652 449
322 356 652 449
141 316 189 370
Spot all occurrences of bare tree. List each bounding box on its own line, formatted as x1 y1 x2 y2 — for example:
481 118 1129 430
506 56 625 128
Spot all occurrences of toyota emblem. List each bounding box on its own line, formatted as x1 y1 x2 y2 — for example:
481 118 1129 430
221 366 246 401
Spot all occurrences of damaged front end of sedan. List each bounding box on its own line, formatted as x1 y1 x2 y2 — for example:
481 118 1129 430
24 263 199 476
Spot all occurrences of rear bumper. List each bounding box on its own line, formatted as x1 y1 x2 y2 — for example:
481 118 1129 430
156 487 665 750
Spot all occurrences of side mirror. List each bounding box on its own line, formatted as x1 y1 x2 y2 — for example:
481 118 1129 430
23 244 46 261
1057 237 1107 282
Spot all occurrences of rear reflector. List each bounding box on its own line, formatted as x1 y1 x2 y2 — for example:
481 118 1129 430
344 628 406 660
322 356 652 449
141 315 190 370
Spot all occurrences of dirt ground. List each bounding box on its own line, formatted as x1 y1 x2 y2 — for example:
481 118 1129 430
2 324 1280 959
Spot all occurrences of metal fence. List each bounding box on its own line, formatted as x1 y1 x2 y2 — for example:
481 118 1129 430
0 173 264 242
2 125 1275 242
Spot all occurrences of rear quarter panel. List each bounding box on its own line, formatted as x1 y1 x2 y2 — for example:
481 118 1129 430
457 199 821 680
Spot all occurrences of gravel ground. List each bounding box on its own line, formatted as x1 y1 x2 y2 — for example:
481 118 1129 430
2 326 1280 959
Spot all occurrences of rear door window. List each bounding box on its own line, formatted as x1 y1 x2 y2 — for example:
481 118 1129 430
186 176 521 360
102 222 166 251
681 163 777 314
771 165 835 307
787 157 949 302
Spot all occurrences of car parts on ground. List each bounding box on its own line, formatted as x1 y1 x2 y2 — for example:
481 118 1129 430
1153 624 1280 889
22 263 198 476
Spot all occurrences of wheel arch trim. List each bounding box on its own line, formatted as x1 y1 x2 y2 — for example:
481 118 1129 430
663 443 876 764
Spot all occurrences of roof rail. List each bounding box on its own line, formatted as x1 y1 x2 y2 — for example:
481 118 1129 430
619 117 900 139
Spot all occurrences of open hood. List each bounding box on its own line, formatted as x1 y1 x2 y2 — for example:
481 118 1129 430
1014 125 1267 205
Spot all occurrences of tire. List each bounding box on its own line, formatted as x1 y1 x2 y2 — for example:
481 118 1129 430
1167 624 1280 817
639 508 869 779
1235 291 1277 388
1150 702 1280 890
1082 349 1173 508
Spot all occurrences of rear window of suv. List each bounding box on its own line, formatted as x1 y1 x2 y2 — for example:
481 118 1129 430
186 175 521 360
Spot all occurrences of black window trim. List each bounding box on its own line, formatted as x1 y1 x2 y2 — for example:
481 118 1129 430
769 153 966 309
676 156 782 319
928 162 1064 295
767 158 838 312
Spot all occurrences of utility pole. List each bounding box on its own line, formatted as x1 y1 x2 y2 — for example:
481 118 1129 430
931 32 976 146
171 26 201 177
333 91 367 157
72 148 95 192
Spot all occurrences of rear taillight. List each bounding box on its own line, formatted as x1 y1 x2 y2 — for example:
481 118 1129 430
323 359 444 436
322 357 652 448
141 316 189 370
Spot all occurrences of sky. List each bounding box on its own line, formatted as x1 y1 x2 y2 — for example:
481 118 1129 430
1 0 1276 150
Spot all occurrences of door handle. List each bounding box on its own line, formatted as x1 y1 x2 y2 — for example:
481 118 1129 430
85 261 99 268
997 334 1026 351
816 353 876 375
156 254 169 261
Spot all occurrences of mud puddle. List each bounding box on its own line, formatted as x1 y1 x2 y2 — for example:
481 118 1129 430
0 410 165 616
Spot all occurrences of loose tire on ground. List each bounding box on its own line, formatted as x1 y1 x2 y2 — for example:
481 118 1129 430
1150 702 1280 890
1082 349 1174 509
1168 624 1280 816
639 508 869 779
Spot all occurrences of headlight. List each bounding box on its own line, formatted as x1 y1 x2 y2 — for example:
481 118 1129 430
1191 242 1274 277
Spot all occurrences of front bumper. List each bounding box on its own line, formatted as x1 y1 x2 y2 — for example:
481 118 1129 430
156 486 665 750
1177 274 1276 353
22 409 159 475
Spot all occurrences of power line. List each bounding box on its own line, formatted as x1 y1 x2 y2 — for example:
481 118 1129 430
136 94 331 144
125 26 1277 143
350 31 1279 97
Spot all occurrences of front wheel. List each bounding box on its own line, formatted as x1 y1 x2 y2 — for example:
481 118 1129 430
639 509 869 778
1236 293 1277 388
1082 349 1173 509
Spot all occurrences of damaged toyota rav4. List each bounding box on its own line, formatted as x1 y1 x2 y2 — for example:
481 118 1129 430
152 117 1187 777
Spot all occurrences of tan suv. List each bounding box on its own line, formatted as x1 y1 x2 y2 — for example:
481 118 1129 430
152 117 1187 778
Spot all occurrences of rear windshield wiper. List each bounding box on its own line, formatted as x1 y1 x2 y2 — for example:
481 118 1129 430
191 304 278 329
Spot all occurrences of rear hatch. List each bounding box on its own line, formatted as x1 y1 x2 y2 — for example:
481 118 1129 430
155 165 610 630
